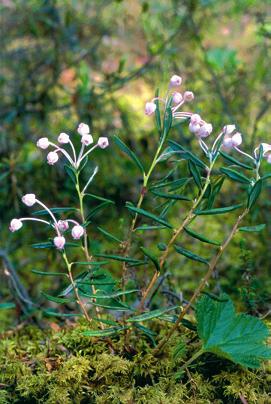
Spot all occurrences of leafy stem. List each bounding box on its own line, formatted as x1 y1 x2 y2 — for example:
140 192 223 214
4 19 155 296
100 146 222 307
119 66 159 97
179 348 204 372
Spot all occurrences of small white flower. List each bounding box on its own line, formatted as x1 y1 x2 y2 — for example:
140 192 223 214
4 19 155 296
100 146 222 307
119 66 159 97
77 123 90 136
190 114 201 125
71 225 84 239
170 74 182 87
223 125 236 135
37 137 49 150
58 133 70 144
57 220 69 232
231 132 242 147
261 143 271 155
145 102 156 116
81 134 94 146
47 151 59 165
197 123 213 138
9 219 23 232
183 91 194 102
54 236 66 250
22 194 36 207
223 137 234 148
189 122 200 134
266 153 271 164
172 92 183 104
98 137 109 149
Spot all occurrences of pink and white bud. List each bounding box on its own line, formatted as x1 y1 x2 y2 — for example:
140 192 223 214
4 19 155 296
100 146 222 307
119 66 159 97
9 218 23 232
81 134 94 146
98 137 109 149
261 143 271 155
169 74 182 87
172 92 183 104
37 137 49 150
197 123 213 138
58 133 70 144
22 193 36 207
57 220 69 232
77 123 90 136
145 102 156 116
189 122 200 134
190 114 201 125
231 132 242 147
223 125 236 135
223 137 234 148
47 151 59 165
53 236 66 250
71 225 84 239
183 91 194 102
266 153 271 164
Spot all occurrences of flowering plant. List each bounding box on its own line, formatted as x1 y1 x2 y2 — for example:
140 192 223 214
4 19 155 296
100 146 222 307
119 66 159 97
10 75 271 369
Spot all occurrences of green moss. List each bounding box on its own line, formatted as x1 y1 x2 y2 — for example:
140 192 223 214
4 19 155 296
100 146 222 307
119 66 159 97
0 320 270 403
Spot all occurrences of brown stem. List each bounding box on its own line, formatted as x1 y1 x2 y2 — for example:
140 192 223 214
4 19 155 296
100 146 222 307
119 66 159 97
153 208 249 355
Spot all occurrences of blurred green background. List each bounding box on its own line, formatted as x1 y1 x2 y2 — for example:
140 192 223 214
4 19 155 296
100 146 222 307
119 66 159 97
0 0 270 329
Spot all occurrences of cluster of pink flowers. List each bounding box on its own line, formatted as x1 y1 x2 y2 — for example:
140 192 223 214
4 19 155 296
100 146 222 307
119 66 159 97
36 122 109 169
9 122 110 250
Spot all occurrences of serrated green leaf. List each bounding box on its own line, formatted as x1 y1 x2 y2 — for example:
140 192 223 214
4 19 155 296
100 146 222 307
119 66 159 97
0 302 16 309
195 203 243 215
239 224 266 232
126 203 173 228
82 326 128 337
114 135 145 174
247 179 263 209
174 245 209 265
140 247 160 271
184 227 221 246
42 292 76 304
151 190 190 201
196 294 271 368
220 167 251 184
32 269 68 277
219 151 254 170
127 306 178 322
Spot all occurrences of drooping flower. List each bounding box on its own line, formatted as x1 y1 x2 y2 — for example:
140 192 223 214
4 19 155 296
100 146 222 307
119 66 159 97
183 91 194 102
47 151 59 165
37 137 50 150
58 133 70 144
261 143 271 155
197 123 213 138
22 194 36 207
190 114 201 124
9 218 23 232
172 92 183 104
169 74 182 87
53 236 66 250
71 225 84 239
145 102 156 116
266 153 271 164
77 123 90 136
98 137 109 149
223 125 236 135
81 134 94 146
57 220 69 232
223 132 242 148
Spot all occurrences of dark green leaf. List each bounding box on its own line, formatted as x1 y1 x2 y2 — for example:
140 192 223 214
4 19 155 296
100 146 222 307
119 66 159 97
114 135 145 174
157 242 167 251
174 245 209 265
126 203 173 228
220 167 251 184
82 326 128 337
127 306 178 322
86 201 113 221
135 225 167 231
32 269 68 277
42 292 76 304
168 140 206 169
154 88 162 134
184 227 220 246
219 151 254 170
31 242 54 249
151 190 190 201
96 226 122 243
161 98 173 143
0 302 16 309
207 177 225 209
95 253 144 264
43 309 81 318
64 164 77 183
140 247 160 271
34 207 77 216
79 289 138 299
239 224 266 232
247 179 263 209
84 193 115 204
195 203 243 215
188 160 202 189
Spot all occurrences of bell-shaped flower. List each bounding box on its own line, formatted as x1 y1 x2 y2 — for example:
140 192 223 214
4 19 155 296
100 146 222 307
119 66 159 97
172 92 183 104
261 143 271 155
77 123 90 136
169 74 182 87
266 153 271 164
9 218 23 232
37 137 49 150
231 132 242 147
54 236 66 250
22 193 36 207
183 91 194 102
145 102 156 116
223 125 236 135
57 220 69 232
189 122 200 134
190 114 201 125
197 123 213 138
98 137 109 149
71 225 84 239
47 151 59 165
81 134 94 146
58 133 70 144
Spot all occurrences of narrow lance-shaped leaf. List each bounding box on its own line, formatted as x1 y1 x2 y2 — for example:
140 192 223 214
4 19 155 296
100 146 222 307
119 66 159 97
188 160 202 189
151 190 190 201
96 226 122 243
140 247 160 271
82 326 128 337
42 292 76 304
195 203 243 215
239 224 266 233
126 202 173 228
247 179 263 209
95 253 145 264
174 245 209 265
220 167 251 184
219 151 254 170
184 227 221 246
127 306 178 322
154 88 162 134
114 135 145 175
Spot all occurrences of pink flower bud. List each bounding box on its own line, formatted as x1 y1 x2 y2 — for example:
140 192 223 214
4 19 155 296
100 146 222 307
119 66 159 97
71 225 84 239
81 134 94 146
266 153 271 164
169 74 182 87
231 132 242 147
261 143 271 155
37 137 49 150
9 218 23 232
145 102 156 116
57 220 69 232
223 125 236 135
58 133 70 144
54 236 66 250
189 122 200 134
197 123 213 138
47 151 59 165
190 114 201 125
183 91 194 102
98 137 109 149
223 137 234 148
77 123 90 136
172 92 183 104
22 193 36 207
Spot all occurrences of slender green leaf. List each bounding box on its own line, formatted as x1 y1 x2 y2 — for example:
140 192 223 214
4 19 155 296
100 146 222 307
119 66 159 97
135 225 167 231
127 306 178 322
64 164 77 183
195 203 243 215
95 253 144 264
84 193 114 204
184 227 220 246
154 88 162 134
151 190 190 201
32 269 68 277
126 203 173 228
239 224 266 232
220 167 251 184
247 179 263 209
82 326 128 337
32 242 54 249
79 289 138 299
114 135 145 174
96 226 122 243
168 140 206 169
71 261 109 266
219 151 253 170
207 177 225 209
0 302 16 309
188 160 202 189
174 245 209 265
42 292 75 304
86 201 113 221
140 247 160 271
43 309 81 318
34 207 77 216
